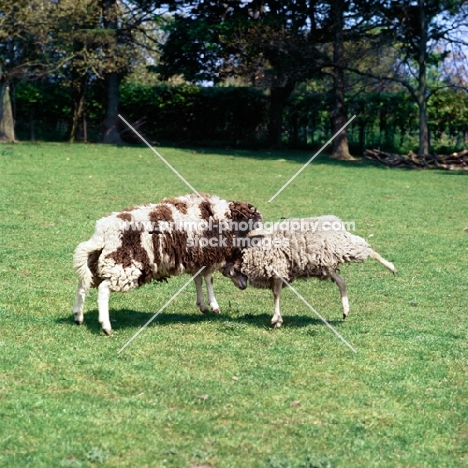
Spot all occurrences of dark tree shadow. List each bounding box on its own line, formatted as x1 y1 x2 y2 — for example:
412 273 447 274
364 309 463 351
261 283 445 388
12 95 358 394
112 142 370 168
439 170 468 176
182 147 368 169
111 142 468 173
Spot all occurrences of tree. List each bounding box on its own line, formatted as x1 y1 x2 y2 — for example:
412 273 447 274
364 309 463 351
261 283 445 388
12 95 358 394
0 0 143 143
0 0 112 142
329 0 353 159
101 0 124 143
0 0 61 142
96 0 163 143
156 1 381 155
352 0 468 155
64 0 132 144
156 1 329 148
0 65 15 142
61 3 101 142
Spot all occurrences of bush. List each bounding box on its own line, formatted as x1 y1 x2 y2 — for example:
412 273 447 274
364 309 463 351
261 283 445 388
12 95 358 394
120 83 268 147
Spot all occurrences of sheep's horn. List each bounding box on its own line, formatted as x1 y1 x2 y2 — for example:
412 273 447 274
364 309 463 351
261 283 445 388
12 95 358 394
247 229 267 237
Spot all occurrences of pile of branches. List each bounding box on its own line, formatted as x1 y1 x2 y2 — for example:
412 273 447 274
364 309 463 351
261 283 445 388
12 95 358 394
363 149 468 171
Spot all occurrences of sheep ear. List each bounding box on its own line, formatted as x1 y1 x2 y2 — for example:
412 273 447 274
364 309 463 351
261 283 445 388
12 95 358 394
247 229 267 238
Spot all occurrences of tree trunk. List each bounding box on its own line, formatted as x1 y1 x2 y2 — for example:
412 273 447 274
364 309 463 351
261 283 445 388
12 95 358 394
101 0 122 144
29 108 35 141
102 72 122 144
417 0 430 155
358 119 365 155
268 85 294 148
330 0 353 160
68 79 86 143
0 82 16 142
417 92 429 155
83 111 88 143
289 111 298 148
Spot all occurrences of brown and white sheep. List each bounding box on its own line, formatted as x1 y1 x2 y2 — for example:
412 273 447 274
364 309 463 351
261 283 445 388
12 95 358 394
73 193 262 334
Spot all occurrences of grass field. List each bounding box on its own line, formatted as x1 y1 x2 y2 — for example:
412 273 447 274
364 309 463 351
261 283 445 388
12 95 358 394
0 142 467 467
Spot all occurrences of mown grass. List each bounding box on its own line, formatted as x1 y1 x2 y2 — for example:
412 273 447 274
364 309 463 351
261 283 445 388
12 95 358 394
0 142 467 468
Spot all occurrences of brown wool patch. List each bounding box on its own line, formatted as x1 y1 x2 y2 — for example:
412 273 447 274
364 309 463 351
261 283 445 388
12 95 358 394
151 234 161 263
151 231 189 275
103 206 139 219
199 201 215 221
87 249 103 286
197 228 234 267
163 198 188 215
156 228 233 272
228 201 256 221
149 204 174 224
197 191 213 200
116 212 132 222
227 246 244 264
121 205 139 212
106 230 153 286
228 201 263 236
165 230 191 270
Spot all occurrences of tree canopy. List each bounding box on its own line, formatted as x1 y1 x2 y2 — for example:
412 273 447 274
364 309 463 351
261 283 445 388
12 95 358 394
1 0 467 153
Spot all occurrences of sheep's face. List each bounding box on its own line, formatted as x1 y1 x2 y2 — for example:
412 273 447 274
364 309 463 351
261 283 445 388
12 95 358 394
221 262 248 290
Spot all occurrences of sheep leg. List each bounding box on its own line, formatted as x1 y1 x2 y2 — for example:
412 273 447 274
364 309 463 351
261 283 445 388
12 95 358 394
73 279 87 325
369 249 397 274
331 271 350 319
271 277 283 328
98 279 112 335
204 274 220 314
194 275 209 313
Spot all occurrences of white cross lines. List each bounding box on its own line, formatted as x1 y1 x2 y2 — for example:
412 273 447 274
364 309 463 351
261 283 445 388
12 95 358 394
117 267 206 355
273 269 357 353
118 114 203 198
268 115 356 203
117 114 358 354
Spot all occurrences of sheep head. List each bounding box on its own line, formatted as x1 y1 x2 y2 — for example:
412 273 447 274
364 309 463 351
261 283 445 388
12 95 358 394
221 261 248 290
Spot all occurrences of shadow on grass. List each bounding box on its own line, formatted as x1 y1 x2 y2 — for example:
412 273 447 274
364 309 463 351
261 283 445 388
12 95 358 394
113 141 371 168
78 141 468 173
233 312 344 328
57 307 344 334
439 170 468 176
183 146 369 169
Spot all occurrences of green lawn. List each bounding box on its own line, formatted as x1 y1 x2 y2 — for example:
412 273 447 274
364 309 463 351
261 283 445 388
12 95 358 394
0 142 467 467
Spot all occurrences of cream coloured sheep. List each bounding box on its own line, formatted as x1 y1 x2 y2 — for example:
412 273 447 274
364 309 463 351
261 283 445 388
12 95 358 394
222 215 396 328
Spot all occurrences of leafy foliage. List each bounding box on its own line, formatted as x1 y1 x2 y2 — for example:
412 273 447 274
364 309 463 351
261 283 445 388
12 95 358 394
121 83 268 146
157 1 329 86
11 79 468 153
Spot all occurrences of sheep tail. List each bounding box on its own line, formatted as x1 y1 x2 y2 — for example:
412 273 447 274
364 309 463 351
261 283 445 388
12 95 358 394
368 249 397 274
73 235 104 289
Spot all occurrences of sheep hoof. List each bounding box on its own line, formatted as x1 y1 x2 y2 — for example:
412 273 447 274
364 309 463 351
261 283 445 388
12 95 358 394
102 328 112 336
273 322 282 329
342 314 347 320
75 319 83 325
209 302 220 314
197 302 209 314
